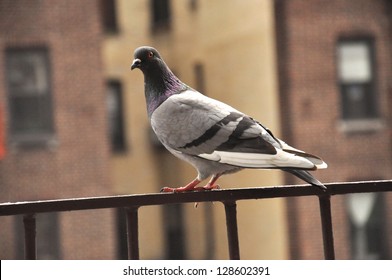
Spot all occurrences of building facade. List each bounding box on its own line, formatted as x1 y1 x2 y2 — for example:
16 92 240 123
275 0 392 259
0 0 115 259
103 0 288 259
2 0 387 260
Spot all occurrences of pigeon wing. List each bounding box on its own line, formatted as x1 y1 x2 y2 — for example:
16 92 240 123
151 90 271 153
151 90 318 170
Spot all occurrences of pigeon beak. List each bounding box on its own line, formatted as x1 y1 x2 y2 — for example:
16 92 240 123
131 58 141 70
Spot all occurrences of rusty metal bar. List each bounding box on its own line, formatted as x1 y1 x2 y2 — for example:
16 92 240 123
23 214 37 260
125 207 139 260
0 180 390 260
1 180 391 217
223 201 240 260
318 195 335 260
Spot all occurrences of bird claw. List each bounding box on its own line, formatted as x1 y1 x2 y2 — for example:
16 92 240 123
194 184 220 191
160 184 220 193
160 187 176 193
160 186 198 193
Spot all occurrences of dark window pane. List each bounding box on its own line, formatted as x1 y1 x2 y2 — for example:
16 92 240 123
348 193 388 259
337 38 378 120
107 80 126 152
15 213 61 259
5 48 54 143
163 204 185 259
194 63 206 95
340 83 377 119
151 0 171 32
100 0 118 33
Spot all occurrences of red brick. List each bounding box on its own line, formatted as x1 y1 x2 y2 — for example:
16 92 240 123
0 0 115 259
275 0 392 259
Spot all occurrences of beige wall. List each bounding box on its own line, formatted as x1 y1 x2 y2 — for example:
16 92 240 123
103 0 288 259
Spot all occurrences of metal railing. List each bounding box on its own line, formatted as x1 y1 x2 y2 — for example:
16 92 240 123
0 180 391 260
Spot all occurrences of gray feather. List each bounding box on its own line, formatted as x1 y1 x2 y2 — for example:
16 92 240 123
283 169 326 190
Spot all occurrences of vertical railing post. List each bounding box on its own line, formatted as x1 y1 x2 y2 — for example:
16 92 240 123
223 201 240 260
318 195 335 260
23 214 37 260
125 206 140 260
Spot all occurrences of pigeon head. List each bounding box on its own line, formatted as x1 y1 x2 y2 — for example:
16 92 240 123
131 46 187 117
131 46 163 72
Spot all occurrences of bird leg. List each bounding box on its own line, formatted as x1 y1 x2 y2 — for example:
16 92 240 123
194 174 221 191
160 178 201 193
160 175 221 193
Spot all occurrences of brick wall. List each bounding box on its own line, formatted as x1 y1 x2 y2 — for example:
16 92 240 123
0 0 115 259
275 0 392 259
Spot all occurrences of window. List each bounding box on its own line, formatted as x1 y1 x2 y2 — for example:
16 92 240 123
150 0 171 32
163 203 186 259
336 38 378 121
100 0 118 33
106 80 126 153
5 48 55 146
347 193 388 259
15 213 61 259
194 63 206 95
189 0 198 11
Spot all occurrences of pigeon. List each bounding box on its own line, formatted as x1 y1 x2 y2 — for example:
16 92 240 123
131 46 327 192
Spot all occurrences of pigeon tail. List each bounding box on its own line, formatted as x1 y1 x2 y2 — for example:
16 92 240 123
283 169 326 191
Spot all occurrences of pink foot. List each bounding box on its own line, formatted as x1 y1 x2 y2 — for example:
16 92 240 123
160 179 201 193
160 175 222 193
193 184 220 191
193 174 221 191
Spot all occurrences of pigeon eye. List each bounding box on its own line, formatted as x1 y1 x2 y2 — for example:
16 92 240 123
148 51 154 58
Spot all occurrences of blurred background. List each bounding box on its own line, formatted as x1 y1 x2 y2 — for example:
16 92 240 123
0 0 391 260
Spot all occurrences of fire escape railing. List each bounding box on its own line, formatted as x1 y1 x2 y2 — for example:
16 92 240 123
0 180 391 260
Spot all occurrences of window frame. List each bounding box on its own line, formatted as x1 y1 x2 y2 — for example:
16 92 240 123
5 47 56 148
336 37 382 133
150 0 172 33
100 0 119 34
347 193 388 259
106 80 127 153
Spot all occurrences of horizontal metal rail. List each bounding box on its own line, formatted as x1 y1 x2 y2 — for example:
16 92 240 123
1 180 390 215
0 180 391 260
